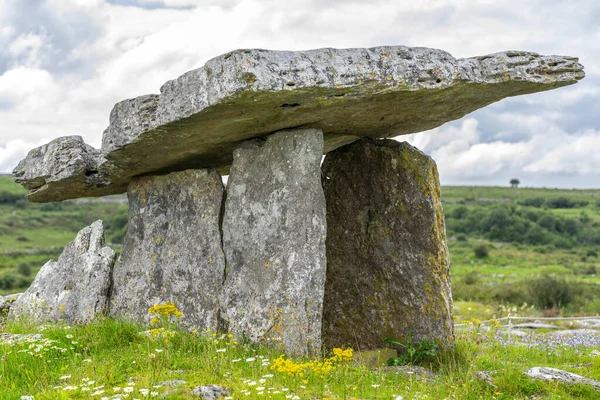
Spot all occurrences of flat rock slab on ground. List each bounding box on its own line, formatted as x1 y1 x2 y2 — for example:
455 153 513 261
513 323 559 329
9 221 115 323
579 319 600 328
13 46 584 202
220 128 327 356
321 139 453 350
109 169 225 331
190 385 231 399
525 367 600 391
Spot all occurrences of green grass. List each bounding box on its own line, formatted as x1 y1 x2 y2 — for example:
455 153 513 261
1 318 599 399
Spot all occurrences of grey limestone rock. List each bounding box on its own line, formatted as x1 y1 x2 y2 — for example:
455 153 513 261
512 322 559 329
220 128 327 356
190 385 231 399
0 293 22 312
157 380 187 387
525 367 600 391
9 221 116 323
109 169 225 331
321 139 453 350
12 136 118 202
14 46 584 202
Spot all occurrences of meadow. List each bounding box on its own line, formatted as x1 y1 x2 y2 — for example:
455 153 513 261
2 307 600 399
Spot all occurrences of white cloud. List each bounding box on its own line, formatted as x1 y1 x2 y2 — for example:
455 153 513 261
0 139 46 173
525 130 600 175
401 118 600 188
8 32 46 68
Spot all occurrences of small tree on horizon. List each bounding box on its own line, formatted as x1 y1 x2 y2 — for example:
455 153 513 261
510 178 520 188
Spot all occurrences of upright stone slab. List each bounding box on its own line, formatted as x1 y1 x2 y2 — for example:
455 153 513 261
220 128 327 356
109 169 225 331
9 221 115 323
321 139 453 350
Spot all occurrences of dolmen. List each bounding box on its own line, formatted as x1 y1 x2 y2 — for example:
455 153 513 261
11 46 584 355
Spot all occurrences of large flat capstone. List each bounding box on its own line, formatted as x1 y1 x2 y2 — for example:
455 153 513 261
14 46 584 202
321 139 453 350
9 221 116 323
109 169 225 331
220 128 327 356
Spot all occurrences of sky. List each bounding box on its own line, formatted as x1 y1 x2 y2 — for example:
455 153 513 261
0 0 598 188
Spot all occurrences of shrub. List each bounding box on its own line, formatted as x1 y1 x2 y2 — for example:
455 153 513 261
17 263 31 277
491 282 530 306
520 197 545 208
452 206 468 219
583 265 596 275
546 197 588 209
473 244 489 258
456 234 467 242
0 274 15 290
530 275 574 310
461 271 480 285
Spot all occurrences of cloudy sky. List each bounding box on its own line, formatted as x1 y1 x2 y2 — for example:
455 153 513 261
0 0 598 188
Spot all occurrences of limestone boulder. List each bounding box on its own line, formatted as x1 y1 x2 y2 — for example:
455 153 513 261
525 367 600 391
0 293 22 312
190 385 231 399
321 139 453 350
9 221 116 323
220 128 327 356
109 169 225 331
14 46 584 202
12 136 118 202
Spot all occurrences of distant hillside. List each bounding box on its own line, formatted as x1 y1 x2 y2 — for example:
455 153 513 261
442 186 600 248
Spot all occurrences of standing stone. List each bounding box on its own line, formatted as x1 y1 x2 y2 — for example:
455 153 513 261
321 139 453 350
220 128 327 356
109 169 225 331
9 221 116 323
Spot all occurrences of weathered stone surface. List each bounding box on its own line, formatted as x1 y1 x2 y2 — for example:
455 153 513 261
190 385 231 399
220 128 326 356
9 221 115 323
13 136 118 202
321 139 453 350
109 169 225 331
525 367 600 391
475 371 497 388
0 293 22 312
14 46 584 202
